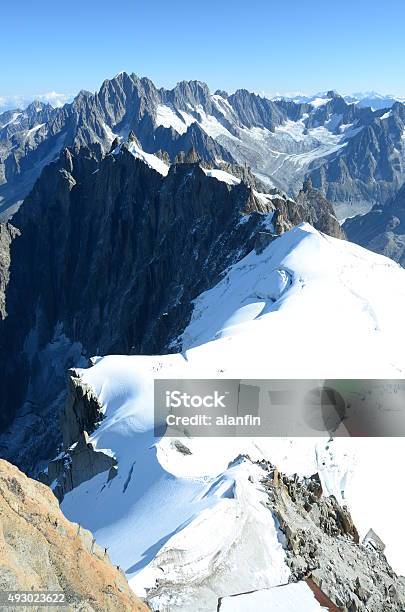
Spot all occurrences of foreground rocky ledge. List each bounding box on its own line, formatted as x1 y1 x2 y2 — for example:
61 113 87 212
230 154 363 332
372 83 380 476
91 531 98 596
0 459 148 611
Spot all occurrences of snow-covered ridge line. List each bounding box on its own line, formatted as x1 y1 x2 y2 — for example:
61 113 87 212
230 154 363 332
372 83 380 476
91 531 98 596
155 103 195 135
111 139 170 176
112 139 274 194
202 167 240 185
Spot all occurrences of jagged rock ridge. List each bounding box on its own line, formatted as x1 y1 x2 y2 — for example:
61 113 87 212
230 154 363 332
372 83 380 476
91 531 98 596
262 462 405 611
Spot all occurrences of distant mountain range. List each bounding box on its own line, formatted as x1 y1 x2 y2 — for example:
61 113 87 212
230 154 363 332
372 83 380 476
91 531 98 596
1 74 405 221
275 90 405 111
1 70 405 473
2 88 403 113
0 92 72 112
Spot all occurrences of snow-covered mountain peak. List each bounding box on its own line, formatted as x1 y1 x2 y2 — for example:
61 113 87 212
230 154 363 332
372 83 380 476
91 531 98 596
273 89 405 110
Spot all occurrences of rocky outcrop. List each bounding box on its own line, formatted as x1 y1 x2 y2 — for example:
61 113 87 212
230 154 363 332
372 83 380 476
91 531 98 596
62 371 104 449
257 178 346 238
295 178 346 240
43 429 117 503
0 102 71 220
0 143 344 473
40 370 116 502
215 161 273 192
0 223 19 318
260 461 405 611
344 182 405 266
0 459 148 611
226 89 286 130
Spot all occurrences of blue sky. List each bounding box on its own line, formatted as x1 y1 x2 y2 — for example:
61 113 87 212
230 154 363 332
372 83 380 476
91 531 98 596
2 0 405 99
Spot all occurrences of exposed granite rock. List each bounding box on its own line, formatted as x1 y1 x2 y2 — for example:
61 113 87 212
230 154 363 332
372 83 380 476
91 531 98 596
40 370 116 502
62 371 104 449
259 460 405 611
296 178 346 240
0 102 70 220
43 429 117 503
174 146 201 164
0 459 148 611
0 147 272 471
0 73 233 219
215 161 273 192
154 122 234 164
226 89 286 131
246 178 345 239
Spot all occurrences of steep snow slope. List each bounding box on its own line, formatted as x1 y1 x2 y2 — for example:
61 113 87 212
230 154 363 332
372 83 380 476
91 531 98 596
124 140 169 176
61 225 405 610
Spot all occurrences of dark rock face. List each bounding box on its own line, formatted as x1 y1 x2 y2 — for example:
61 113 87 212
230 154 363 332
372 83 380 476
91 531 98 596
44 429 117 503
261 462 405 611
226 89 286 130
0 141 342 473
344 182 405 266
0 102 71 220
39 369 117 502
0 223 19 319
288 178 345 240
149 122 234 164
